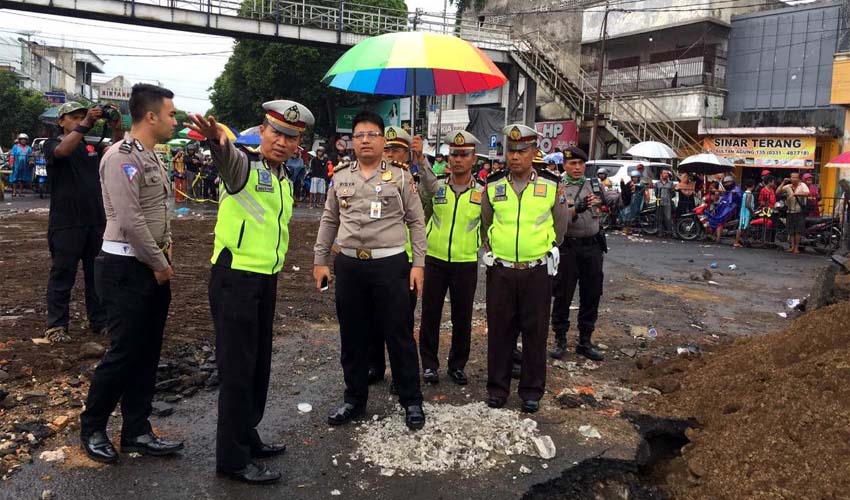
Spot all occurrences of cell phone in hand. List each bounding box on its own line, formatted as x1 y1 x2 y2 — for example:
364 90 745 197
320 276 329 292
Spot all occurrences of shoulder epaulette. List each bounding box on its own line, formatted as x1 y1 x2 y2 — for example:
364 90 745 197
118 141 132 154
538 169 561 183
390 160 410 171
487 170 508 182
474 177 486 187
334 162 351 173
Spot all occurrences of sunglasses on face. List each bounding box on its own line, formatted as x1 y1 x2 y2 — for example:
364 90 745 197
353 131 383 140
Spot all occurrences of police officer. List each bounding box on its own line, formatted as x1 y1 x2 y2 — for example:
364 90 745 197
481 124 568 413
185 100 313 485
366 125 416 385
549 147 629 362
417 130 484 385
314 111 427 430
80 84 183 464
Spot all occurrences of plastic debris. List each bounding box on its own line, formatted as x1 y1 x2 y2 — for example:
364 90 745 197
676 345 701 356
777 312 788 318
174 207 190 215
578 425 602 439
710 262 718 268
728 264 737 270
647 328 658 339
330 490 341 496
292 266 301 272
297 403 313 413
519 465 532 474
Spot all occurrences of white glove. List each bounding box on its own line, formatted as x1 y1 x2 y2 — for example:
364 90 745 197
546 246 560 276
483 251 495 267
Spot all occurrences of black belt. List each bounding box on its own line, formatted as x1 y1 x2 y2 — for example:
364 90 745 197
563 235 598 247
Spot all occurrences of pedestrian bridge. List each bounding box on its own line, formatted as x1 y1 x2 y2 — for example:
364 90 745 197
0 0 513 62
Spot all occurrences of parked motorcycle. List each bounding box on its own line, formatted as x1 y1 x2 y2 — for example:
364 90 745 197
747 202 842 254
676 203 738 241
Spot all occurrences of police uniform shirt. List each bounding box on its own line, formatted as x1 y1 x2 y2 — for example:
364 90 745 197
564 178 622 238
480 169 569 252
314 161 427 266
209 139 284 196
100 135 171 272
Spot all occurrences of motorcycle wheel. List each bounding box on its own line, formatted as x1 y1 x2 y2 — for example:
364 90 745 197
676 217 702 241
814 227 842 254
640 212 659 235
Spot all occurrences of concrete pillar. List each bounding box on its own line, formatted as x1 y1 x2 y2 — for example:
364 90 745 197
506 64 519 125
522 76 537 128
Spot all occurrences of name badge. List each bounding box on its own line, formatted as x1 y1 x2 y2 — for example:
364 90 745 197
370 201 382 219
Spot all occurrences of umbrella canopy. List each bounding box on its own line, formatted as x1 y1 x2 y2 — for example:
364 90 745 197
825 151 850 168
178 124 238 142
166 138 192 148
235 125 261 146
626 141 677 160
322 31 506 96
679 153 735 175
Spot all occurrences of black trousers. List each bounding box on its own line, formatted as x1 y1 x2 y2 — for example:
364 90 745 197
46 225 106 330
209 264 277 472
368 287 417 376
419 256 478 372
551 240 604 341
486 265 551 401
335 253 422 407
80 253 170 438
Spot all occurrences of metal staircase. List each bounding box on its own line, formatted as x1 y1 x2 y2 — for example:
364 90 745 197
509 31 703 157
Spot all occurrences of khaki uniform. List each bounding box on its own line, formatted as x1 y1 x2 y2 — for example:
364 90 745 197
80 134 173 441
314 161 426 266
100 135 171 272
314 160 425 410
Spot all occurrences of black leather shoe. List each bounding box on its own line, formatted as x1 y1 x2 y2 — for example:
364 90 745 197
448 369 468 385
389 380 397 395
511 361 521 380
423 368 439 385
251 442 286 458
548 339 567 360
521 400 540 413
81 431 119 464
367 367 385 385
217 461 281 485
487 396 506 409
405 405 425 430
327 403 365 426
576 344 604 362
121 432 184 456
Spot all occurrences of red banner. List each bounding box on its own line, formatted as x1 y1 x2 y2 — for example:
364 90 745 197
535 121 578 154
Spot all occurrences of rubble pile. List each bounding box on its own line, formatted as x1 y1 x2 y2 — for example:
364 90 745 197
648 300 850 500
353 402 555 474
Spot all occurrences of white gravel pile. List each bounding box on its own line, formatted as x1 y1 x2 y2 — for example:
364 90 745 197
352 402 555 474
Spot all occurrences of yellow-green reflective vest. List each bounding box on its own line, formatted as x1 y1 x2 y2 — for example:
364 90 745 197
486 172 557 262
211 158 293 275
426 178 484 262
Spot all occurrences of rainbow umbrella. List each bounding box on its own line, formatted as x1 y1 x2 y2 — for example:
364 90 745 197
322 31 506 96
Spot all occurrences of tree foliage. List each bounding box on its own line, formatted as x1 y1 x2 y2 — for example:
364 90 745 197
210 0 409 137
0 72 48 147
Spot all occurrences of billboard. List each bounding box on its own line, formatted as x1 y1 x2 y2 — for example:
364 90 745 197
703 136 816 169
535 121 578 154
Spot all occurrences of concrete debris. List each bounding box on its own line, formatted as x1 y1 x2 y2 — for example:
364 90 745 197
41 490 54 500
552 360 579 372
151 401 175 417
297 403 313 413
330 490 341 496
578 425 602 439
519 465 532 474
379 468 396 477
531 436 556 459
354 402 554 474
38 448 66 463
79 342 105 359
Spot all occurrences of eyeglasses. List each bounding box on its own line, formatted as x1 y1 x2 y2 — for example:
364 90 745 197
352 131 383 140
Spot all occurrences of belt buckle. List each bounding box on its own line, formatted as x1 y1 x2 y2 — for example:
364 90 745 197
515 261 529 270
356 248 372 260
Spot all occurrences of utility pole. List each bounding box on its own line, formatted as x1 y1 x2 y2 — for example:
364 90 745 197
434 0 449 145
587 3 609 161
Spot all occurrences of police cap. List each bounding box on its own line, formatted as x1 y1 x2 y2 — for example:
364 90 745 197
384 126 411 149
562 146 588 162
502 124 538 151
262 100 314 137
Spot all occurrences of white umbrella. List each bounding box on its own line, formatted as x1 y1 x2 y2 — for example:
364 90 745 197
626 141 677 159
679 153 735 175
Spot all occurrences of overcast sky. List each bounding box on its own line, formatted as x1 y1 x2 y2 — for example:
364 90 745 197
0 0 447 113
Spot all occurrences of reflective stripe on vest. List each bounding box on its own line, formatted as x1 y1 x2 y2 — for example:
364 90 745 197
487 174 556 262
426 180 483 263
211 160 293 275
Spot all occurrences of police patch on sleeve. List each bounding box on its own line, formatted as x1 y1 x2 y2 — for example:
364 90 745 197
121 163 138 182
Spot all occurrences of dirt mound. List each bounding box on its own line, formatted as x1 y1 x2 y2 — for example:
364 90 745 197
646 300 850 500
